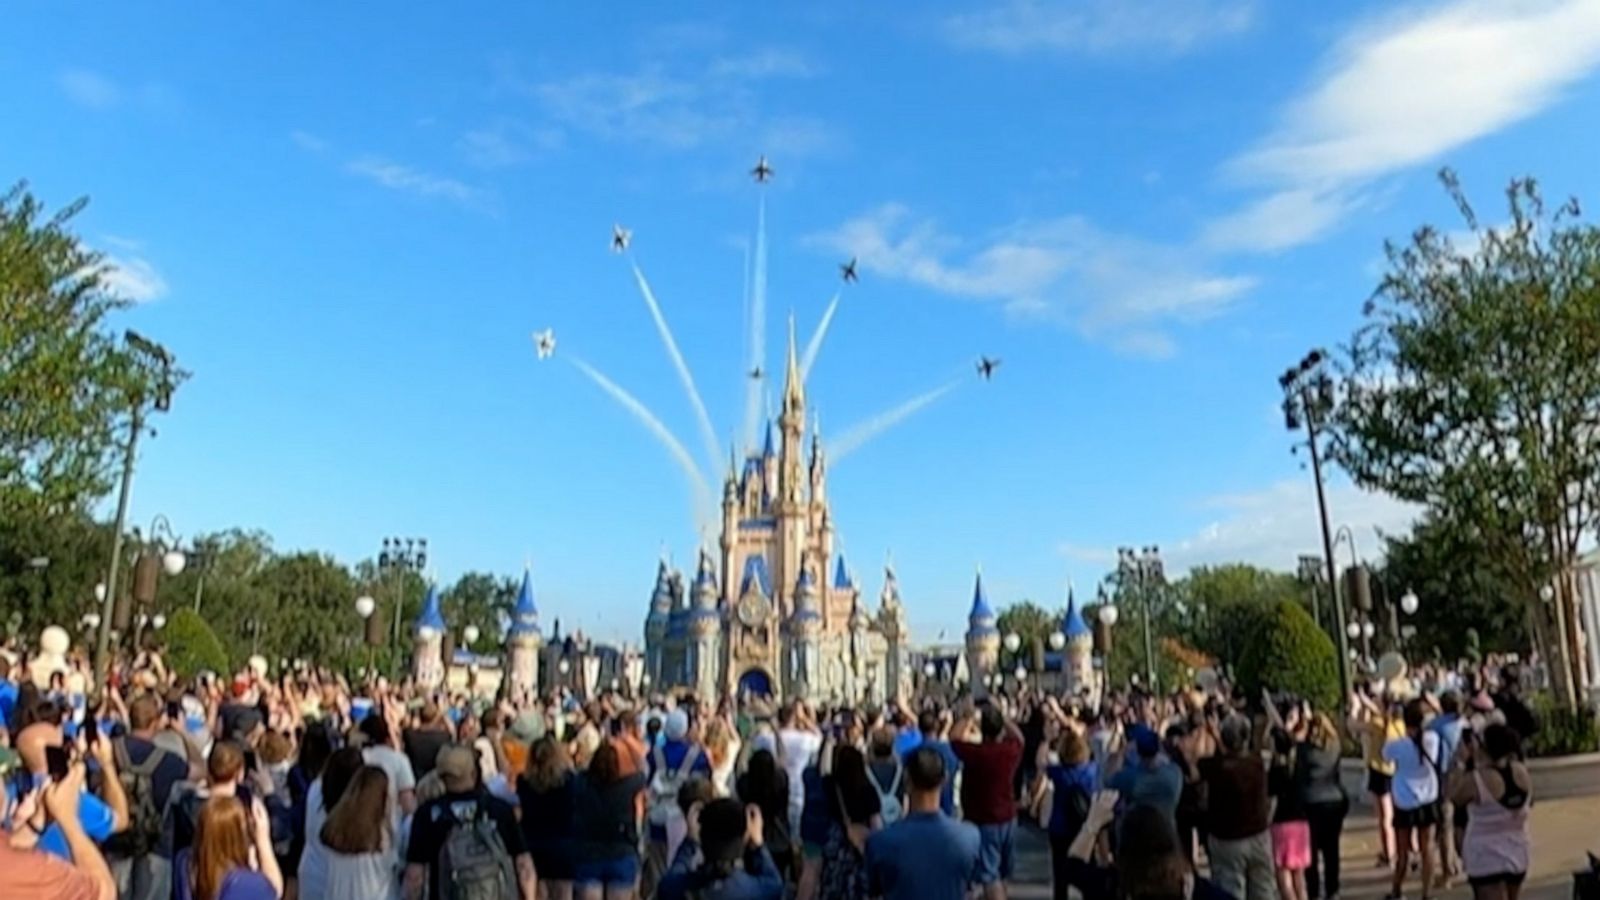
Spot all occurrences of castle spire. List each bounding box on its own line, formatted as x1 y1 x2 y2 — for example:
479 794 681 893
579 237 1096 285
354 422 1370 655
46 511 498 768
510 567 541 637
783 312 804 417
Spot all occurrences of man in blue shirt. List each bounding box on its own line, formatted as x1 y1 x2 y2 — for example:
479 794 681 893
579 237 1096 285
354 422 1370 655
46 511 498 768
1429 691 1466 881
890 707 922 758
1106 724 1183 832
13 720 127 862
867 745 981 900
909 709 961 816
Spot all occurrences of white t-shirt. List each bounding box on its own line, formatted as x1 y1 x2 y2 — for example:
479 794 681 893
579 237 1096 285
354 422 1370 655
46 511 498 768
299 779 331 897
364 745 417 829
1382 731 1442 811
777 728 821 814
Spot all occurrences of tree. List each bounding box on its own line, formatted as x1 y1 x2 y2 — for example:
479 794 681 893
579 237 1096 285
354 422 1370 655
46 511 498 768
1232 600 1340 713
443 572 518 654
1330 171 1600 706
163 609 230 676
1176 564 1308 667
0 184 181 518
1376 515 1528 661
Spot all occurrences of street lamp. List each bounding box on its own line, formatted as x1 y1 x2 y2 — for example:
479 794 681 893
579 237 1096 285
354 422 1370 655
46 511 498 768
1280 348 1351 694
96 330 180 681
377 537 427 651
463 624 481 647
1003 632 1021 653
1401 588 1420 616
923 661 936 678
1116 546 1164 692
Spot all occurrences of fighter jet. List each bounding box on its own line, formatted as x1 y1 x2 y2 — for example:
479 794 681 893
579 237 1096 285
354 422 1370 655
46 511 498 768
840 257 858 284
750 155 773 183
748 366 764 381
533 329 556 360
976 356 1001 380
611 224 631 253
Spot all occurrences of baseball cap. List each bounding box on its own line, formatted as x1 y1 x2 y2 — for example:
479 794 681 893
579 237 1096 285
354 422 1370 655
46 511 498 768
665 709 690 741
436 745 477 791
1129 723 1161 757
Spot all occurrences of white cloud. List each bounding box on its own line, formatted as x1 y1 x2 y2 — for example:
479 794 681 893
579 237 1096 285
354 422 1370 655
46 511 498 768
708 49 819 80
945 0 1254 56
344 157 487 207
290 130 329 153
517 49 838 153
1162 479 1421 574
811 204 1256 355
1213 0 1600 252
101 254 168 303
59 69 120 109
458 119 564 167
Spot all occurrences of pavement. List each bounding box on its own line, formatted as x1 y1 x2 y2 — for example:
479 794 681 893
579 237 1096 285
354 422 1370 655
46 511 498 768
1011 757 1600 900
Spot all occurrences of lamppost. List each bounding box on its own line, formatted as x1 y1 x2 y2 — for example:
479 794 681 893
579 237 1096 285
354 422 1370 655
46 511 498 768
463 624 481 653
356 595 379 674
1400 587 1420 656
1280 349 1351 695
1096 596 1119 698
377 537 427 652
96 330 179 679
1116 546 1164 693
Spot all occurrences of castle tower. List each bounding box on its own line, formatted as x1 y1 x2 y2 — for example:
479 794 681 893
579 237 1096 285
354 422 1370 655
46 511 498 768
413 582 446 690
877 564 909 702
848 594 870 704
777 317 807 601
788 557 822 699
1061 586 1093 698
507 568 543 701
688 549 722 699
644 560 672 685
965 570 999 692
664 568 688 687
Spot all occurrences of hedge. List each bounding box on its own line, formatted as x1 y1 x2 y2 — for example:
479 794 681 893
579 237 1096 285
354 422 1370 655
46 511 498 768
163 609 230 677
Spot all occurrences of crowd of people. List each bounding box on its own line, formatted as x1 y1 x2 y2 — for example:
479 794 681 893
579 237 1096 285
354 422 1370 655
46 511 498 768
0 643 1550 900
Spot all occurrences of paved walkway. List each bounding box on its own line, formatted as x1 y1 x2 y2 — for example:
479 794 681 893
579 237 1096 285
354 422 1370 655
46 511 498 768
1012 794 1597 900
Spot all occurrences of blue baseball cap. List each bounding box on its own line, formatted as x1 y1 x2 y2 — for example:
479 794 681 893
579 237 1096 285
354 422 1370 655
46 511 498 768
1129 723 1161 757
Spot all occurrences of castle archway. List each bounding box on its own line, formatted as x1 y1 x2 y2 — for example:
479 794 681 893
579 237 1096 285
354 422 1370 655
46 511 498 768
737 667 774 699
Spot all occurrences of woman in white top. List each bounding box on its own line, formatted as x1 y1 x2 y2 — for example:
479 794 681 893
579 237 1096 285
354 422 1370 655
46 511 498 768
1448 724 1532 900
298 748 368 899
1381 699 1442 900
703 716 742 797
315 766 400 900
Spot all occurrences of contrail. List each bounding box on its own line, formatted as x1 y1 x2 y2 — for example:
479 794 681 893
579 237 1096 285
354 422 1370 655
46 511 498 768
831 378 965 463
629 259 721 475
568 356 714 526
741 196 768 452
800 292 840 382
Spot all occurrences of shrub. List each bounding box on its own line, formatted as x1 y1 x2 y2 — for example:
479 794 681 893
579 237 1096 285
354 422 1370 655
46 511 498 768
1525 694 1600 757
1232 600 1341 714
162 609 230 677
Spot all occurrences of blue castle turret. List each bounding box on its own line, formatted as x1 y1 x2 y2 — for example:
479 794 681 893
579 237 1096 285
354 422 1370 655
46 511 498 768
506 568 544 699
964 570 1000 689
413 582 446 688
1062 587 1090 640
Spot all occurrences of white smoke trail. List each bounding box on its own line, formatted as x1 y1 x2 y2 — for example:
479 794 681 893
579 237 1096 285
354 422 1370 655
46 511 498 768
800 292 840 382
831 378 965 463
629 260 721 475
568 356 714 526
741 196 768 452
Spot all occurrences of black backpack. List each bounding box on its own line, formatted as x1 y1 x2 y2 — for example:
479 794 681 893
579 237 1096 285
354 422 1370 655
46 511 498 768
110 738 171 857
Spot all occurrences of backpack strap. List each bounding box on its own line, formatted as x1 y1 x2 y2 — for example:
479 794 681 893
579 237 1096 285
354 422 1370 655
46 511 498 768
131 745 169 779
887 760 902 795
113 736 134 774
675 746 701 778
652 745 667 779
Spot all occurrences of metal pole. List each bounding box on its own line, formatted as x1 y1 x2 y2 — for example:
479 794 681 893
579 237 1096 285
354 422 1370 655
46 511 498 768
1304 392 1351 695
1140 574 1157 692
193 570 206 614
95 405 143 681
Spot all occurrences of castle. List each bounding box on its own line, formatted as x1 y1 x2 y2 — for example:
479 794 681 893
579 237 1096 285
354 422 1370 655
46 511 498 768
644 325 910 703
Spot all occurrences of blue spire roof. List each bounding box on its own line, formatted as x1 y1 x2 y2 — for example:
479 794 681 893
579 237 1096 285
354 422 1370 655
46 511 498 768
833 555 854 590
510 568 540 637
797 565 817 593
740 554 772 597
694 551 717 591
1062 587 1090 640
967 571 996 635
763 420 775 457
416 582 446 632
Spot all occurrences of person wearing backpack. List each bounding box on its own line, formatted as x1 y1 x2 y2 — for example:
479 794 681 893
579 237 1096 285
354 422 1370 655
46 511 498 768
108 693 190 900
403 746 536 900
641 710 710 898
864 728 904 828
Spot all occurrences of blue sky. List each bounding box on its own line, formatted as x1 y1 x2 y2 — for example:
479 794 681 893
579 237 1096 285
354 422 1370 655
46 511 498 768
8 1 1600 643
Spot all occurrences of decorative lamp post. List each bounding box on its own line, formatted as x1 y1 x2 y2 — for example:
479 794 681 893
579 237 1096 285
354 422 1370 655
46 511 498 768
1116 546 1163 692
1401 589 1420 616
463 624 481 649
1003 632 1021 653
377 537 427 651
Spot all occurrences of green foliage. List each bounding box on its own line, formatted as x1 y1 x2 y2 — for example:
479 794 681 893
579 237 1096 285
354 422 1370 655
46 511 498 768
1525 694 1600 757
996 601 1057 668
442 572 518 654
1177 564 1310 663
164 609 229 677
0 505 113 634
1232 600 1340 713
1376 515 1527 661
1331 171 1600 698
0 184 184 517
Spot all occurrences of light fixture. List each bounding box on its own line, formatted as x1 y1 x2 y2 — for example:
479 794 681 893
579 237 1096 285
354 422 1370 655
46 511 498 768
1049 632 1066 651
1099 605 1120 627
1003 632 1021 653
923 662 936 677
558 659 570 674
355 596 376 619
1538 584 1554 603
152 614 167 630
161 549 187 576
83 612 101 630
641 673 652 686
1362 622 1376 639
463 625 481 646
1401 589 1420 615
94 583 107 602
1013 665 1026 682
1346 621 1362 640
